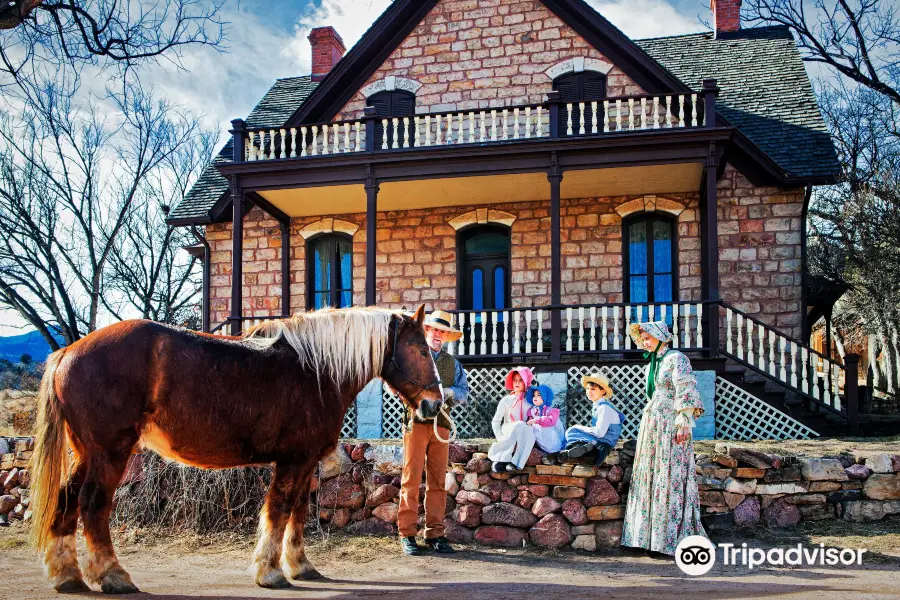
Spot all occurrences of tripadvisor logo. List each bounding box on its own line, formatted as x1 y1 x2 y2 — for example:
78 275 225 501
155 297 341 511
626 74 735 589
675 537 868 575
675 536 716 575
719 543 867 569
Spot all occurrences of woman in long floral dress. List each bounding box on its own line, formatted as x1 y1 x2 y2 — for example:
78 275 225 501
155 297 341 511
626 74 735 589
621 320 707 556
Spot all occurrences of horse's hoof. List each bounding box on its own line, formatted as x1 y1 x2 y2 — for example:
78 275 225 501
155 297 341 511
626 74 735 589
54 578 91 594
293 567 323 581
257 571 292 589
99 570 140 594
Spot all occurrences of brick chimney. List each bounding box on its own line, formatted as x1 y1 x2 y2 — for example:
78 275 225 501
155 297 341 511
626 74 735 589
711 0 742 36
309 26 346 82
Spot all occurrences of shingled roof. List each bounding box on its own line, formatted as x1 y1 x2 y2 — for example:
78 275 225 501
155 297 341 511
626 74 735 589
167 76 318 223
170 26 838 224
636 26 839 181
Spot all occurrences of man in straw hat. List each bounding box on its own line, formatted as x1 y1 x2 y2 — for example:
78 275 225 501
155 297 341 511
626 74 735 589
397 309 469 556
558 372 624 466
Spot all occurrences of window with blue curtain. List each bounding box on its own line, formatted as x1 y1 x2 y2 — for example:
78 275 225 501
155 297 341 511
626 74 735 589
307 234 353 310
459 225 510 323
625 215 675 308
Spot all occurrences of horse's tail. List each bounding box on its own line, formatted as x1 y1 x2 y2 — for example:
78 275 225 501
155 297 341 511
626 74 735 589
29 349 69 551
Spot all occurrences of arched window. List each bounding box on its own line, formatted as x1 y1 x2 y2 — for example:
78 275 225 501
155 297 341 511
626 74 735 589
623 214 677 303
458 225 510 313
307 234 353 310
553 71 607 135
368 90 415 148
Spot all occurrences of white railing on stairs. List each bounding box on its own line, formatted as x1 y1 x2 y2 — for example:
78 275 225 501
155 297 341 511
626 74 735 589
722 304 844 413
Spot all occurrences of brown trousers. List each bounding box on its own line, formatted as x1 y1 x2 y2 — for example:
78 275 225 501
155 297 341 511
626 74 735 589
397 422 450 539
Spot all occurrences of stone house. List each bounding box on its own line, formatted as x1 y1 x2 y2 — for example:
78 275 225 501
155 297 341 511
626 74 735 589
169 0 861 437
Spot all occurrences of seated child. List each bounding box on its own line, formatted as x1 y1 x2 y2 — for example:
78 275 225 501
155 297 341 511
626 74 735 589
488 367 536 473
559 373 625 466
526 384 565 454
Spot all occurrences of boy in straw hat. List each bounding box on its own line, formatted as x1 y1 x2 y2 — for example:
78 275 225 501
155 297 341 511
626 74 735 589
559 372 625 465
397 309 469 557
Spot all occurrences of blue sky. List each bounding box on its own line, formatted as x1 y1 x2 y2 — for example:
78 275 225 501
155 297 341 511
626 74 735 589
151 0 714 139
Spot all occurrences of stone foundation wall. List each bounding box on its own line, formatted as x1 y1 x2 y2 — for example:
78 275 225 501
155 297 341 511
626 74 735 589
4 437 897 542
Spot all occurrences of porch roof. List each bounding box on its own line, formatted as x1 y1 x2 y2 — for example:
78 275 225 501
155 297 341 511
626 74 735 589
169 27 839 226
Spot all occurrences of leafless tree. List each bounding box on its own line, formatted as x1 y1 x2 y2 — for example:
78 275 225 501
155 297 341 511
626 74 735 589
807 80 900 401
0 75 209 350
104 129 216 326
0 0 226 86
743 1 900 105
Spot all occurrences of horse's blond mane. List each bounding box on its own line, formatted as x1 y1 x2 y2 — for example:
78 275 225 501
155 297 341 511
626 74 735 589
241 307 396 388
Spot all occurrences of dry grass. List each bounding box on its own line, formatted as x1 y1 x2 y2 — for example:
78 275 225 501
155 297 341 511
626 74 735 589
0 524 28 550
111 453 272 534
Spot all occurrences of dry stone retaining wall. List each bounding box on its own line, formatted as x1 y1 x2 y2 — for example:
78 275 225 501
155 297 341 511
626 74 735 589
5 437 897 543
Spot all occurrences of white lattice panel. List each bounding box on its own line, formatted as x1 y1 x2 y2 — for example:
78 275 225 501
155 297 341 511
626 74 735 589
341 400 357 438
382 366 515 439
715 377 817 440
567 365 646 438
381 387 407 439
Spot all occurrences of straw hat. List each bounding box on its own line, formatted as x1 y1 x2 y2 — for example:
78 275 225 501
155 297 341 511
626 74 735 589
423 309 463 342
581 372 613 398
627 320 674 348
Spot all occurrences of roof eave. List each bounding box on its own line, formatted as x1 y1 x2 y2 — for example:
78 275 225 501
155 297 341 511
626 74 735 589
541 0 693 93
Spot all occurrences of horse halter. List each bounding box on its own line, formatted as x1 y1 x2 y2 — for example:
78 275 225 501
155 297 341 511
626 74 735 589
383 317 442 407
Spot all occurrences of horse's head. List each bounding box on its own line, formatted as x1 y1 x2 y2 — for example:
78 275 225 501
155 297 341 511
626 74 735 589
382 305 444 420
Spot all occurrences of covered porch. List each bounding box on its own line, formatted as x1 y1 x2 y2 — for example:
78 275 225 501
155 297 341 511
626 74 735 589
214 82 730 365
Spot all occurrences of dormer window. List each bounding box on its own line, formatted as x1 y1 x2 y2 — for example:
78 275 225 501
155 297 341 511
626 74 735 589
553 71 607 135
368 90 415 148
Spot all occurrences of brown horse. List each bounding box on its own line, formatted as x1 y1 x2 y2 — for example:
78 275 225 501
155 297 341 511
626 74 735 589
29 305 443 594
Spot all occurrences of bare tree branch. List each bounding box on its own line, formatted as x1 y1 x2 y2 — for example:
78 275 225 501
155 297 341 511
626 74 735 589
744 0 900 105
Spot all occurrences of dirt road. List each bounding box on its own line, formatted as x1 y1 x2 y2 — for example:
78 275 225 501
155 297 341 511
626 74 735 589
3 525 899 600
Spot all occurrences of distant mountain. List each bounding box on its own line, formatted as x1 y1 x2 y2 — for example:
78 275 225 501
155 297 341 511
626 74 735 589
0 330 60 363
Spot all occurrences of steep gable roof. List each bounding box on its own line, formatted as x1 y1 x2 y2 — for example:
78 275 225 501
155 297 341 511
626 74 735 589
636 26 839 181
169 6 840 224
288 0 692 126
167 76 317 224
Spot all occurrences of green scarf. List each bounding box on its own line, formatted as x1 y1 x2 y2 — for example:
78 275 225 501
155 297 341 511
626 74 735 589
643 341 666 400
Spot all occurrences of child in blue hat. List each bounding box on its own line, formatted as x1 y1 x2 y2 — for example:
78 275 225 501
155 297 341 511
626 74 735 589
526 384 565 454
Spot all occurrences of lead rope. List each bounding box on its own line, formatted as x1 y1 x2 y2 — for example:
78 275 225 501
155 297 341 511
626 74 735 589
433 404 458 443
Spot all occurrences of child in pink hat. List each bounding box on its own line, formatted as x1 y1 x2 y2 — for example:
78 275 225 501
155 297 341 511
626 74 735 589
488 367 537 472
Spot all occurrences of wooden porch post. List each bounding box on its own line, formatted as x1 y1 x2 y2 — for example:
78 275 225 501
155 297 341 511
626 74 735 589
229 119 247 335
549 152 562 361
229 177 244 336
700 162 719 357
700 79 721 356
281 222 291 317
844 353 860 436
365 166 379 306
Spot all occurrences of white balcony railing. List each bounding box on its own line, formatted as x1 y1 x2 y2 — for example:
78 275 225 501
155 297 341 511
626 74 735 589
240 92 706 162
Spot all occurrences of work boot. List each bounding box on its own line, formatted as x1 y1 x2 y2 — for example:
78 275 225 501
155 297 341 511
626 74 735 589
424 536 455 554
400 536 423 556
566 442 596 458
